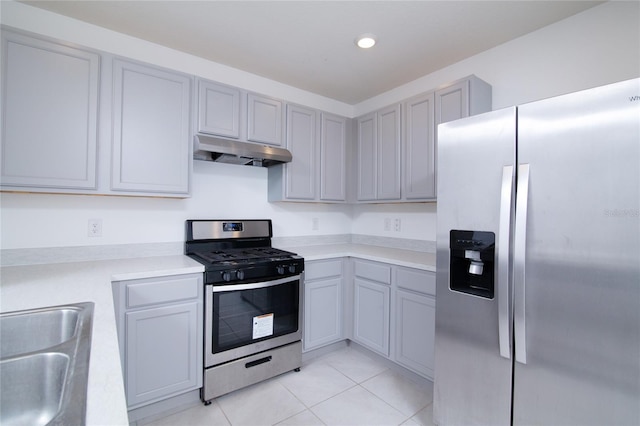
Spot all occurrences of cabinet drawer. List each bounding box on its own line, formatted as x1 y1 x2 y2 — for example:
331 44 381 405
305 259 342 281
126 274 201 308
396 267 435 296
353 259 391 284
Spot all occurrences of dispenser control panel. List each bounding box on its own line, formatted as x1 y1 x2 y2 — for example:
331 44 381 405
449 230 495 299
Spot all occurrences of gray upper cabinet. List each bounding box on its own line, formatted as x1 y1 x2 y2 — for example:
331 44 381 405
285 104 317 200
268 108 347 203
356 113 377 201
111 58 192 195
377 104 402 200
197 80 240 138
354 75 491 203
435 75 492 125
247 93 283 146
403 92 436 200
1 30 99 191
320 113 347 201
356 105 401 202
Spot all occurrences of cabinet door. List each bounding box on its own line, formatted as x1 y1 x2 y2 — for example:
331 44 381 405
247 93 282 146
197 80 240 138
404 93 436 199
125 302 199 407
304 276 343 351
377 104 401 200
395 289 436 378
356 113 377 201
1 30 99 190
353 278 390 356
111 59 191 195
285 105 316 200
435 79 470 125
320 113 347 201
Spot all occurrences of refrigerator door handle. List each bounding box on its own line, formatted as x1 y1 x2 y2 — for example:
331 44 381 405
498 165 514 359
514 163 530 364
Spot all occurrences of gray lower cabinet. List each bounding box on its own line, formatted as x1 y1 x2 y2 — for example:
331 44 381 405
112 273 203 409
1 30 100 191
352 259 392 356
348 259 436 379
303 259 344 351
394 267 436 379
111 59 192 195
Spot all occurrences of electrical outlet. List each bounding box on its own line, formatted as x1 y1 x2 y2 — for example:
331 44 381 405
88 219 102 237
384 218 391 231
394 218 401 232
312 217 320 231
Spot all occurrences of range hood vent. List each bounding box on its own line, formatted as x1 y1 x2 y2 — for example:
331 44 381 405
194 134 292 167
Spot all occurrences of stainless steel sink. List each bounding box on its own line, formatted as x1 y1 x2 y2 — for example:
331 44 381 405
0 302 94 426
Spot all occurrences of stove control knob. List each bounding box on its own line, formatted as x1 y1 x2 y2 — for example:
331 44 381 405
288 265 296 274
277 265 285 275
221 271 233 282
236 270 245 280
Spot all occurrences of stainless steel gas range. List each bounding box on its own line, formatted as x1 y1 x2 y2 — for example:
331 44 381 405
185 219 304 404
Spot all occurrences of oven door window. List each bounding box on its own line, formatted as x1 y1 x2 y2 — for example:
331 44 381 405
212 278 299 353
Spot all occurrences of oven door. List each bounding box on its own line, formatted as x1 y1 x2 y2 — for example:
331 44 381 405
204 275 302 367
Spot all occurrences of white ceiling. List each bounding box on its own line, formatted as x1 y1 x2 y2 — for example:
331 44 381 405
21 1 603 105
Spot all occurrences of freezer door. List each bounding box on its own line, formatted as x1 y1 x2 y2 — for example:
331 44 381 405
514 78 640 425
434 107 516 426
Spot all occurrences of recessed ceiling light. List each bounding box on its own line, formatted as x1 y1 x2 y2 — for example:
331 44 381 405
356 33 377 49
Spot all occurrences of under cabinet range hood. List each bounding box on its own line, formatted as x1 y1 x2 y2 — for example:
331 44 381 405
194 134 292 167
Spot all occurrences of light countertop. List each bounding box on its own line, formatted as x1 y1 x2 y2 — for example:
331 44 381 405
0 255 204 426
0 243 433 425
282 243 436 272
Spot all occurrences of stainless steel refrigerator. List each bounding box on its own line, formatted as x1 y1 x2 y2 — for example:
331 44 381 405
434 78 639 425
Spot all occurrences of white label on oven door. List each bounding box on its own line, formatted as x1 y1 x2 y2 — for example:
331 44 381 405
253 313 274 339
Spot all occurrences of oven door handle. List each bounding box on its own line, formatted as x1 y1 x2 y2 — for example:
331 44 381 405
211 275 301 292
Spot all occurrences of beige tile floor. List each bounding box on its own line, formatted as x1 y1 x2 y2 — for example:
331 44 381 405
144 346 435 426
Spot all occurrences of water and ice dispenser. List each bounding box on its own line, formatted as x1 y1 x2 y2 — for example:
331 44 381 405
449 230 495 299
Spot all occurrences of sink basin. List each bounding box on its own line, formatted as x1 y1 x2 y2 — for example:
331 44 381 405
0 353 69 426
0 303 94 426
0 307 79 359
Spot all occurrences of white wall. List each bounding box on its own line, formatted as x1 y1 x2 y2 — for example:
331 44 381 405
354 1 640 115
1 1 638 250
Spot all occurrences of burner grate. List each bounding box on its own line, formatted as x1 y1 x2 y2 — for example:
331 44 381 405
197 247 295 264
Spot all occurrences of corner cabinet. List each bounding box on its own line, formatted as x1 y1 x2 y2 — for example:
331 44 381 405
303 259 344 351
352 259 392 356
112 273 203 409
1 30 100 191
111 59 192 195
348 258 436 379
403 92 436 200
356 104 401 202
268 107 347 203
